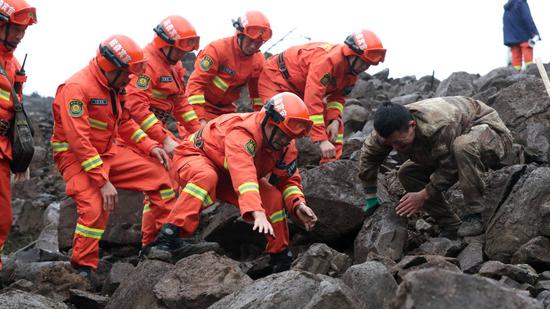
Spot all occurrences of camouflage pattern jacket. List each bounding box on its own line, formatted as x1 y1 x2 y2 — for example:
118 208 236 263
358 96 513 197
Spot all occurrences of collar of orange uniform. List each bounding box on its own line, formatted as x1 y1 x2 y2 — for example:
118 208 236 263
146 42 172 67
0 44 14 58
88 58 113 91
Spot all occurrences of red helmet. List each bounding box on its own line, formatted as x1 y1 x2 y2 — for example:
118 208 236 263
153 15 200 52
343 29 386 65
0 0 36 26
262 92 313 139
232 11 272 41
96 35 147 74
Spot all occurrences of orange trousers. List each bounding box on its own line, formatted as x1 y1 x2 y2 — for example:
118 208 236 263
167 144 289 254
0 158 11 270
257 75 343 164
511 42 533 70
61 145 176 269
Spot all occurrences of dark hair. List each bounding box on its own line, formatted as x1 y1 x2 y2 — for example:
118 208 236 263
373 102 413 138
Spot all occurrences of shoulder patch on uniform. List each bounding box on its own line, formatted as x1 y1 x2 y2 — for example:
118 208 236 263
320 73 332 87
68 99 84 117
245 139 257 157
200 55 214 72
159 76 174 83
136 74 151 90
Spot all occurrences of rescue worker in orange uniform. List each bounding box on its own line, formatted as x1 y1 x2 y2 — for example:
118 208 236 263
0 0 36 271
51 35 177 275
124 16 202 244
186 11 272 126
258 30 386 164
147 92 318 272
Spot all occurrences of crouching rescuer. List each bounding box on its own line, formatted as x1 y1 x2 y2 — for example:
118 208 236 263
146 92 318 272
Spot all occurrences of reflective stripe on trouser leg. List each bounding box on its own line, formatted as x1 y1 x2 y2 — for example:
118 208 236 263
68 172 109 270
397 160 461 227
0 159 12 270
259 178 289 254
166 154 219 235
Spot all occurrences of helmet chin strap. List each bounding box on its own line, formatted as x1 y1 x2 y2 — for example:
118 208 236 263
162 46 177 64
261 116 278 150
348 56 361 75
3 23 16 50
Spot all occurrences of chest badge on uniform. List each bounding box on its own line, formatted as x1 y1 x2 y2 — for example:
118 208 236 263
245 139 257 157
220 65 235 75
69 99 84 117
159 76 174 83
320 73 332 87
90 98 108 105
136 74 151 90
200 55 214 72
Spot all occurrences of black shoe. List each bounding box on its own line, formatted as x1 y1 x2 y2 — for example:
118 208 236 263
270 249 293 273
144 224 182 261
74 265 93 280
146 224 221 262
439 226 459 240
458 213 483 237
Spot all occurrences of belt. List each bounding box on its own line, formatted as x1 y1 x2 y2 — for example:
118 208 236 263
277 53 290 80
150 107 172 124
0 119 9 136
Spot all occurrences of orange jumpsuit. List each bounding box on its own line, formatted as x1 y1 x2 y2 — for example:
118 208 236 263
258 43 358 163
168 112 306 254
51 60 176 269
0 47 24 270
186 36 264 121
124 43 201 239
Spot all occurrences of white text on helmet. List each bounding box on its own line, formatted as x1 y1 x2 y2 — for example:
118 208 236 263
272 94 287 118
0 1 15 17
108 38 132 64
240 15 249 27
354 32 368 51
162 19 180 40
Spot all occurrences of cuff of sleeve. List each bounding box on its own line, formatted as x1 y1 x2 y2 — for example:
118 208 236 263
286 195 306 216
425 183 439 198
310 126 328 142
364 186 377 194
240 205 265 223
139 138 159 155
88 170 108 189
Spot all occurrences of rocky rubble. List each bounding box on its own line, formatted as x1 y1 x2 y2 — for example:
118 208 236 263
2 64 550 307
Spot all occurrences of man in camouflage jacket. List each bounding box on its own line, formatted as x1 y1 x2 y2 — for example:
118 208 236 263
358 96 519 238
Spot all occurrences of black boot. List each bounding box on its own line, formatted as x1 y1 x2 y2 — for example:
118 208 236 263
270 249 293 273
146 224 222 262
145 224 182 261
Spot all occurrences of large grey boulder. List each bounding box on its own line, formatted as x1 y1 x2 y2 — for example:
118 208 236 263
291 243 351 277
435 71 479 97
474 66 518 92
478 261 539 285
511 236 550 268
106 260 174 309
58 189 144 250
209 270 363 309
390 268 544 309
354 202 407 263
301 160 366 243
0 289 69 309
153 252 252 309
486 166 550 262
342 261 397 309
491 76 550 162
